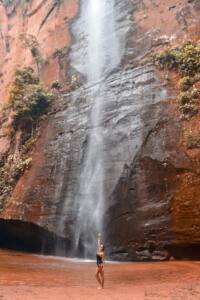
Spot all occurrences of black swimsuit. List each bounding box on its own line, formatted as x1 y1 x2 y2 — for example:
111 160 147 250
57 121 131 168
96 254 103 266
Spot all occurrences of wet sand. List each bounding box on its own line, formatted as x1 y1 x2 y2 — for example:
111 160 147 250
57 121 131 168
0 251 199 299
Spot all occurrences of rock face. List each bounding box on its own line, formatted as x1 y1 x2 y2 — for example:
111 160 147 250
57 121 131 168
0 0 200 260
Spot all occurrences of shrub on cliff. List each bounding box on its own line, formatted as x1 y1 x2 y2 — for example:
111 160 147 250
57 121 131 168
179 76 193 91
154 49 179 70
154 41 200 120
51 80 61 90
179 92 191 105
186 135 200 149
191 87 200 99
154 42 200 76
0 67 52 209
9 67 51 129
179 103 198 118
11 157 32 180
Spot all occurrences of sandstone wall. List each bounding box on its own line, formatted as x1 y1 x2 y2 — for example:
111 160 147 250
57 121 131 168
0 0 200 260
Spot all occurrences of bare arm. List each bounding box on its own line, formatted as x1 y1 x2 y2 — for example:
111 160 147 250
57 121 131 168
97 233 101 252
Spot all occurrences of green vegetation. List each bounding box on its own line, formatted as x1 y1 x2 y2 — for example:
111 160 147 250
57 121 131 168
191 87 199 99
31 47 40 58
0 67 52 208
0 155 32 207
179 103 198 119
154 41 200 120
53 47 68 60
22 136 38 154
9 67 51 129
11 157 32 180
179 76 193 92
179 92 191 105
178 90 199 119
154 42 200 76
186 135 200 149
20 34 46 71
51 80 61 90
53 48 64 59
20 34 39 49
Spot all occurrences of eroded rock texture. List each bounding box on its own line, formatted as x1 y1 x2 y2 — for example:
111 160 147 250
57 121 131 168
0 0 200 260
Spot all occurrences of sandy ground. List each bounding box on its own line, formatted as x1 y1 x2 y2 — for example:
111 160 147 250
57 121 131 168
0 251 199 299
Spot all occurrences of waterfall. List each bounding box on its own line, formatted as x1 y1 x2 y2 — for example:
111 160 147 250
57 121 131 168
56 0 127 258
71 0 121 257
54 0 168 260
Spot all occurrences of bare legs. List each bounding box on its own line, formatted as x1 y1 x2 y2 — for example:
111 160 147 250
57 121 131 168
95 266 104 289
100 269 104 288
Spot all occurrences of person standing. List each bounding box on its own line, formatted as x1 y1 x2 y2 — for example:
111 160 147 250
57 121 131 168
95 233 105 289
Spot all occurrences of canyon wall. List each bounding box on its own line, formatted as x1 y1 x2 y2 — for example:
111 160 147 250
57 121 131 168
0 0 200 260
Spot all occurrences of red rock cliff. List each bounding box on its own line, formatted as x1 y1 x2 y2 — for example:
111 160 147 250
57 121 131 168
0 0 200 260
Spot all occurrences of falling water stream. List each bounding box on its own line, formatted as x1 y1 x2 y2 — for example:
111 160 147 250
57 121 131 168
53 0 166 260
71 0 121 257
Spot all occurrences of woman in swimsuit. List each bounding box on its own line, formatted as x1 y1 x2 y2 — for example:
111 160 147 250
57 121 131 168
95 234 105 289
